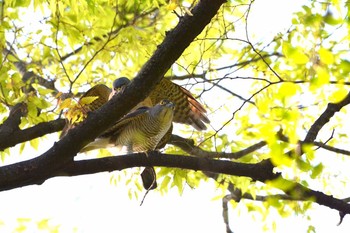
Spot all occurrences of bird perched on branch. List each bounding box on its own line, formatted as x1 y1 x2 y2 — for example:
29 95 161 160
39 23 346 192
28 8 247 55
61 77 210 138
81 99 175 153
110 77 210 130
60 77 210 189
81 99 175 190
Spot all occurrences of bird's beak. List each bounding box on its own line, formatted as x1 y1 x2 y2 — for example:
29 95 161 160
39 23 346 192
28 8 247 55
108 86 127 100
167 101 175 109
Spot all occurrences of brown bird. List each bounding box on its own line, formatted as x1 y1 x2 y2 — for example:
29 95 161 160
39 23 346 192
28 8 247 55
60 84 111 138
81 100 175 152
60 77 210 189
110 77 210 131
81 100 175 190
61 77 210 138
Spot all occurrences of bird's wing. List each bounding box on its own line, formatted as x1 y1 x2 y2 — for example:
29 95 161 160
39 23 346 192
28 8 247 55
99 107 149 139
82 84 111 111
149 79 210 130
156 123 173 150
60 84 112 138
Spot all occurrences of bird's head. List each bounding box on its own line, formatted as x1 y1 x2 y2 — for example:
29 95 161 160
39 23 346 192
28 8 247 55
150 99 175 120
109 77 131 100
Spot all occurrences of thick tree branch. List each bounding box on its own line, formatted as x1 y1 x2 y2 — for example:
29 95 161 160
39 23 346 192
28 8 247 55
0 0 227 192
0 118 66 151
0 153 277 191
63 153 277 182
0 103 27 134
1 152 348 215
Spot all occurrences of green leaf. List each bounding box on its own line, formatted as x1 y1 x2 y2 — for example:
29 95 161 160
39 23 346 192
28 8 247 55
173 172 183 194
160 176 171 190
282 42 309 65
267 177 295 192
270 142 293 167
311 163 324 179
29 138 39 150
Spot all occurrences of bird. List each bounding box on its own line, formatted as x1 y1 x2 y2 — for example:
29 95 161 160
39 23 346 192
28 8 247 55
81 99 175 190
60 84 111 138
61 77 210 140
81 99 175 152
110 77 210 131
60 77 209 189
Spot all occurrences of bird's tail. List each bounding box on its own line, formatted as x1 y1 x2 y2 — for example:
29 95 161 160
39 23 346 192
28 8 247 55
80 138 112 153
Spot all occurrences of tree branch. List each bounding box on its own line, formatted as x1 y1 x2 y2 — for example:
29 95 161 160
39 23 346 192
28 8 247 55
169 134 266 159
0 0 227 194
0 118 66 151
2 47 56 91
0 103 27 135
1 152 348 215
304 91 350 143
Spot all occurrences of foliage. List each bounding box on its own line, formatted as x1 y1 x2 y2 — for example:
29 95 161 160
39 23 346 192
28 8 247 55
1 0 350 232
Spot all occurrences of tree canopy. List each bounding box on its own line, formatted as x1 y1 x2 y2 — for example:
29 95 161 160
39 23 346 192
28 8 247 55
1 0 350 232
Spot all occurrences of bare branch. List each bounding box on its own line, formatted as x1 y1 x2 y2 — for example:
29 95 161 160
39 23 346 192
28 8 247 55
169 134 266 159
304 91 350 143
2 47 56 91
59 8 159 62
223 194 235 233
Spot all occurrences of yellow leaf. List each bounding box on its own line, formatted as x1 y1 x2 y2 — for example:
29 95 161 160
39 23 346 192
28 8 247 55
160 176 171 190
79 96 99 105
266 177 295 192
329 87 348 103
58 98 72 111
315 66 330 85
167 0 178 10
30 138 39 150
277 82 299 99
282 42 309 65
167 2 177 10
270 142 293 167
55 92 63 98
37 219 49 230
319 47 334 65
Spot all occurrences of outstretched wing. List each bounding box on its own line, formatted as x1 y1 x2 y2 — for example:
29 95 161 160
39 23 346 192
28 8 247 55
150 79 210 130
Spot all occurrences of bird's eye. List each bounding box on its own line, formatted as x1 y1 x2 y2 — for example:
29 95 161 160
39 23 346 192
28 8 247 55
160 100 166 105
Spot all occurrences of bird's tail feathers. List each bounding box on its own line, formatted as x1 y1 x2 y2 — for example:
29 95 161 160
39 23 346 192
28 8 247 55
80 138 112 153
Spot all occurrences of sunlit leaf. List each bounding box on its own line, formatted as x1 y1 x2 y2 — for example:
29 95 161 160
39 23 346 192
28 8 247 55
329 87 348 103
80 96 99 105
267 177 295 193
319 47 334 65
311 163 324 179
282 42 309 65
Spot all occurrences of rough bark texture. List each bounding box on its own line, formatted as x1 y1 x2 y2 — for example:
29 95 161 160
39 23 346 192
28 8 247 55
0 0 226 193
